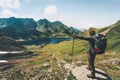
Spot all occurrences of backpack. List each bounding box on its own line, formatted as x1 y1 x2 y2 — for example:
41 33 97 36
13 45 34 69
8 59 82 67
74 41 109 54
92 34 107 54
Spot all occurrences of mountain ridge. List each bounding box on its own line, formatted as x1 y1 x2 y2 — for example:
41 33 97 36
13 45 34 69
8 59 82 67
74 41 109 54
0 17 81 39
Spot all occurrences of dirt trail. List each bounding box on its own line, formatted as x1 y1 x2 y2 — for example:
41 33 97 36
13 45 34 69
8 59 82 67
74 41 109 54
51 53 112 80
0 53 112 80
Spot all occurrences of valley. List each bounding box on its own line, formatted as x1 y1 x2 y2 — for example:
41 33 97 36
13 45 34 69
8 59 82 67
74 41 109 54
0 18 120 80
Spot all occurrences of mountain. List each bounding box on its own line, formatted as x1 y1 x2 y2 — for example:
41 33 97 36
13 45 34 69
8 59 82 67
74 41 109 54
0 17 40 40
69 27 81 34
105 20 120 51
37 19 81 37
92 20 120 51
37 19 69 33
37 19 53 33
0 20 120 80
0 17 37 32
0 36 24 51
78 20 120 52
0 17 81 39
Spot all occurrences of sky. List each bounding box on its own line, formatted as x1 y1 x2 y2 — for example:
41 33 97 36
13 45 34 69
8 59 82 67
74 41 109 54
0 0 120 30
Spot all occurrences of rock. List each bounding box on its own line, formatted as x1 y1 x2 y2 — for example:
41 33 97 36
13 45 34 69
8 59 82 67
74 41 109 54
64 63 112 80
72 65 112 80
76 61 82 64
101 58 120 65
64 63 76 70
43 62 50 67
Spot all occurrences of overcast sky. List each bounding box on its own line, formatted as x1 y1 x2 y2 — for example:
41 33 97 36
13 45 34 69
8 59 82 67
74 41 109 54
0 0 120 29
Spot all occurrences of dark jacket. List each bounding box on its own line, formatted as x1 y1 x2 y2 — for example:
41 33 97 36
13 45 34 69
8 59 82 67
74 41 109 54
77 36 96 53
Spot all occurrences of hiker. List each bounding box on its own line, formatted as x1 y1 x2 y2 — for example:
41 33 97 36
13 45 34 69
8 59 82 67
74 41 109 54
72 29 98 78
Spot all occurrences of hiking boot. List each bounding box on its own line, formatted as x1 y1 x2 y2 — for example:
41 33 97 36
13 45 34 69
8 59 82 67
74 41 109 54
87 66 96 78
86 66 92 71
87 74 95 78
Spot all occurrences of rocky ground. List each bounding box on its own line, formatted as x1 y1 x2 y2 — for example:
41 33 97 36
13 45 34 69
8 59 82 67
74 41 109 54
1 52 120 80
68 65 112 80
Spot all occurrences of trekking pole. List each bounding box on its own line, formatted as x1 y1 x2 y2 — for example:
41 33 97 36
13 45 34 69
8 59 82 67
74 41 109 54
68 33 77 80
70 36 75 64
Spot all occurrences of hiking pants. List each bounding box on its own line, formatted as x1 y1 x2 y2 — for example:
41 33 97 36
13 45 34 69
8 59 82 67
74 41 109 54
88 49 96 68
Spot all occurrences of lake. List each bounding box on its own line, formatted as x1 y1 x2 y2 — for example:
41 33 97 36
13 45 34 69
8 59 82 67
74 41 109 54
20 38 72 45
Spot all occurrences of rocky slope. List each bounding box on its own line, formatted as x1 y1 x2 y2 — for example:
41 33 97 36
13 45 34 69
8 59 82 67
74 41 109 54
0 36 24 51
0 17 81 39
37 19 81 37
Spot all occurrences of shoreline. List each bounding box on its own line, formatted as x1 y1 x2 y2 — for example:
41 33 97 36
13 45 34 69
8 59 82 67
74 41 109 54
0 51 24 54
0 60 8 63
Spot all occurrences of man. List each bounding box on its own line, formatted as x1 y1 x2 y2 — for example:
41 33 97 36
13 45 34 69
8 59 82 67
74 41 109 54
73 29 97 78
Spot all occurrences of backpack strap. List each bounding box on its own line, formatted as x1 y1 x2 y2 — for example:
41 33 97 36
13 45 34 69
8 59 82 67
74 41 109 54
91 34 99 41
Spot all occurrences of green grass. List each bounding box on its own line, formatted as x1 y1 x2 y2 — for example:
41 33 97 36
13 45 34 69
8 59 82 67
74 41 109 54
67 71 76 80
1 20 120 79
1 38 120 80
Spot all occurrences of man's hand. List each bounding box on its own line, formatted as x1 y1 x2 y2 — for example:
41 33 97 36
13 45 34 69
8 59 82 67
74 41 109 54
72 33 78 39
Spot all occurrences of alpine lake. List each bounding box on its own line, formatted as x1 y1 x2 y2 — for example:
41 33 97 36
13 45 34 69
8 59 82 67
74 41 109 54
20 38 72 45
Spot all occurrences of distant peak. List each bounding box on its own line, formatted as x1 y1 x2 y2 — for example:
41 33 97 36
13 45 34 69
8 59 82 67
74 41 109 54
116 20 120 23
38 18 51 23
9 17 16 19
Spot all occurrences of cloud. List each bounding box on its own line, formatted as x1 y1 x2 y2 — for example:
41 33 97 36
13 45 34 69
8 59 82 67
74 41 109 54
44 5 57 15
0 0 21 9
0 9 18 17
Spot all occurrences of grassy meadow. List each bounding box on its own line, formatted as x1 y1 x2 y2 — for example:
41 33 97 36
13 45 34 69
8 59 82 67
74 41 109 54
0 38 120 80
1 22 120 79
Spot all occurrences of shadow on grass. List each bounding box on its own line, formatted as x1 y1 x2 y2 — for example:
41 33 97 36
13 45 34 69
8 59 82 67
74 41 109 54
95 70 112 80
